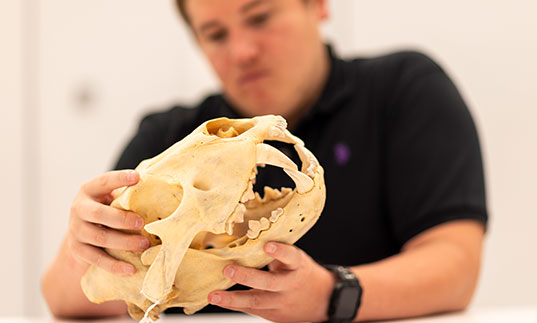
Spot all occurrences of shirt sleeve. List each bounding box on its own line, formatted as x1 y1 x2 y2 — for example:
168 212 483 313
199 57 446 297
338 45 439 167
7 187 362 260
113 112 170 170
384 52 488 246
113 105 202 170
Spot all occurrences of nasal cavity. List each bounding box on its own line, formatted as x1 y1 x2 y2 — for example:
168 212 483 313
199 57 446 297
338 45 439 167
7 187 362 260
205 119 254 138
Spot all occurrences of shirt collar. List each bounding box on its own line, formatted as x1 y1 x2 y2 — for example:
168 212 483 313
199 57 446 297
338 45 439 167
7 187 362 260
307 44 354 116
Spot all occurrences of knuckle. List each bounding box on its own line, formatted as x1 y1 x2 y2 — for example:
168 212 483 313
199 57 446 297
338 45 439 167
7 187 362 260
266 276 278 291
236 268 249 283
249 294 262 309
69 201 78 218
110 260 123 274
121 212 132 228
94 227 108 246
79 181 90 193
69 220 80 237
130 236 142 250
294 248 305 265
89 205 103 222
68 238 79 254
96 174 110 189
94 253 105 268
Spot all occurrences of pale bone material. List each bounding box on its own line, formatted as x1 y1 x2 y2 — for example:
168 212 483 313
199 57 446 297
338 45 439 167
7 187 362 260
80 115 326 321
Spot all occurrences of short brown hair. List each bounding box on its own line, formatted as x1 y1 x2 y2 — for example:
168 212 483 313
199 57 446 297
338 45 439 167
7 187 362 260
175 0 190 25
175 0 312 26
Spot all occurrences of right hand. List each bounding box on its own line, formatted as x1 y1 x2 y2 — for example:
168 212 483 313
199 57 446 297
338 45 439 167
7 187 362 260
68 170 150 276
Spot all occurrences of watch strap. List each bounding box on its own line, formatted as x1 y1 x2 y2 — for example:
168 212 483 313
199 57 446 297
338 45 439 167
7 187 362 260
323 265 362 323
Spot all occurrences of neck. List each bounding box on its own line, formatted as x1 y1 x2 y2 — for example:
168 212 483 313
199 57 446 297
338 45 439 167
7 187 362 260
285 45 331 131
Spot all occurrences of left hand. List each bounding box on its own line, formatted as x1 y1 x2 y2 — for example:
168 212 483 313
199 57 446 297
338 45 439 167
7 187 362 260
208 242 335 323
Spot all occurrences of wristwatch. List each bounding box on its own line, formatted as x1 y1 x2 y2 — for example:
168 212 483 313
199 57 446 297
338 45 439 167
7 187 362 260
323 265 363 323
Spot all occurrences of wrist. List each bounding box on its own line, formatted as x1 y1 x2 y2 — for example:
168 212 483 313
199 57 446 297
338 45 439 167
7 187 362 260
318 264 337 322
322 265 363 323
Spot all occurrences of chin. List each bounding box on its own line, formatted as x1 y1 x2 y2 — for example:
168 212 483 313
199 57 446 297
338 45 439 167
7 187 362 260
234 101 278 117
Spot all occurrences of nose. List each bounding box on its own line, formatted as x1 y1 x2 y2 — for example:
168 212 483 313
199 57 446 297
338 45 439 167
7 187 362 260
229 30 260 67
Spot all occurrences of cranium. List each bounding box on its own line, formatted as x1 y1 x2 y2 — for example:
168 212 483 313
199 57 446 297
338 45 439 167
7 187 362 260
81 115 326 321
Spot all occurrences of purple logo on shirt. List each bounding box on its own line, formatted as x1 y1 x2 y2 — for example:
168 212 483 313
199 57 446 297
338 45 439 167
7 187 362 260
334 142 351 166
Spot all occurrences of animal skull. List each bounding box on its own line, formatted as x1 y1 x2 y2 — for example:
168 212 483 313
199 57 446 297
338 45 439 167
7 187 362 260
81 115 326 321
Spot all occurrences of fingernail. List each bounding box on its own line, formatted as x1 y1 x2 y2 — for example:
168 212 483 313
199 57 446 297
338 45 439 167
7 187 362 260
210 294 221 304
127 170 137 182
224 266 235 278
266 243 277 254
135 217 144 229
140 238 150 249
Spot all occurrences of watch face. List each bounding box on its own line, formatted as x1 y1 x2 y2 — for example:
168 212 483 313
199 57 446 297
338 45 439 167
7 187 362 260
334 287 360 318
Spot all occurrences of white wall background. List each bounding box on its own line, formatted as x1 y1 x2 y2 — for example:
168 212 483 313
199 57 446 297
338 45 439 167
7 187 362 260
1 0 536 317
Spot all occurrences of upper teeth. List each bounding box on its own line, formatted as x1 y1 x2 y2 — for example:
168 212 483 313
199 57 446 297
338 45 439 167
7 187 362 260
265 125 305 146
256 143 297 170
294 144 318 177
240 181 255 203
225 203 246 235
255 143 314 193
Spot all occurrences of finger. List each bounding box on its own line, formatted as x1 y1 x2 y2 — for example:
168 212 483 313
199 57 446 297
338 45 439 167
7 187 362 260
76 220 150 251
82 170 139 198
264 242 301 270
70 240 135 276
208 289 278 310
79 200 144 230
223 265 287 292
268 259 286 272
211 304 276 319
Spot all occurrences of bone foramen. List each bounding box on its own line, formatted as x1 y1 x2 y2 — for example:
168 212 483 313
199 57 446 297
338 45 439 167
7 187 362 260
80 115 326 321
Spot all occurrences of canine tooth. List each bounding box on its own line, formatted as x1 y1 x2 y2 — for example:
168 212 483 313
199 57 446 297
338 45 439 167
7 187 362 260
269 208 284 222
256 143 313 193
265 125 305 146
268 126 285 139
284 169 314 193
294 144 318 177
256 143 298 171
283 128 305 146
225 203 246 234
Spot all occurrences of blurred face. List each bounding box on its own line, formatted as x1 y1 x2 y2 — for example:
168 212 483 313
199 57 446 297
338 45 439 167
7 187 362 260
185 0 329 123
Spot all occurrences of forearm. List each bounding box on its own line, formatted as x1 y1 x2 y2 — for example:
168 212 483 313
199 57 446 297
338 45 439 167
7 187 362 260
41 236 127 318
351 221 484 322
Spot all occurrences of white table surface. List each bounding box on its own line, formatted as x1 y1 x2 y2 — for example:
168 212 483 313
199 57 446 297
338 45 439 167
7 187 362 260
2 306 537 322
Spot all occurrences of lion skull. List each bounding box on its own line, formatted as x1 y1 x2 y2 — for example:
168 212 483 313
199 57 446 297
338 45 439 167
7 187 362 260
81 115 326 321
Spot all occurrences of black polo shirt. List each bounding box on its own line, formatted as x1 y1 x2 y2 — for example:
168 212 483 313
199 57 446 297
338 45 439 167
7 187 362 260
114 47 487 311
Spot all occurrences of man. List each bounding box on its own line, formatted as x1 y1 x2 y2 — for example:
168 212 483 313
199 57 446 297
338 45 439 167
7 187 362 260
41 1 487 322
